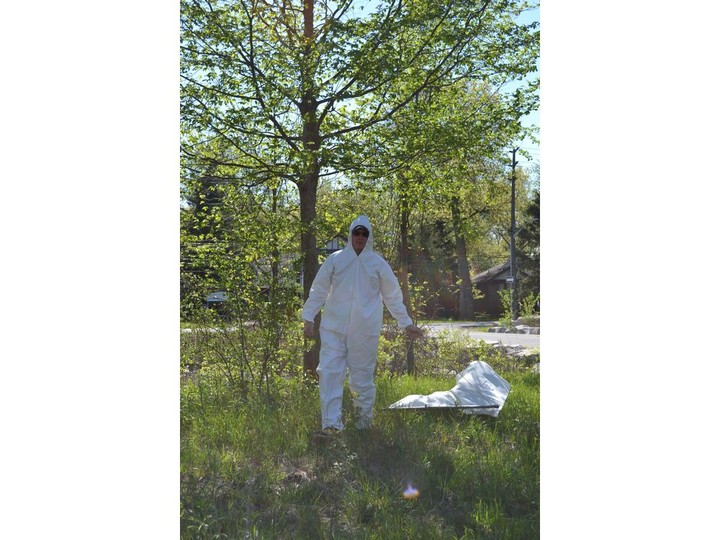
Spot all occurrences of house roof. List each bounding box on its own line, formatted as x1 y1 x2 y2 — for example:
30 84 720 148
471 259 511 284
319 233 348 253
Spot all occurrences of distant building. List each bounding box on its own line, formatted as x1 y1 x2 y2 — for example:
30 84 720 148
471 259 512 318
319 233 347 254
298 233 348 289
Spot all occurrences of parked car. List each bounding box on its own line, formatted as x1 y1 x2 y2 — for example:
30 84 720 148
205 291 228 306
205 291 230 319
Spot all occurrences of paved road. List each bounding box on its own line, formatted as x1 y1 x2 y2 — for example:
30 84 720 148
182 320 540 349
422 322 540 349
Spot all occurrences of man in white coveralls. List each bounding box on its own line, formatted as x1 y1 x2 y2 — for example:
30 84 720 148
302 215 423 434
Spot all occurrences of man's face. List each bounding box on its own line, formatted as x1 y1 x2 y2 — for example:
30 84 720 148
351 227 369 252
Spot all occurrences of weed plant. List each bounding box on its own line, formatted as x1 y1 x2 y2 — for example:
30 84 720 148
181 326 539 538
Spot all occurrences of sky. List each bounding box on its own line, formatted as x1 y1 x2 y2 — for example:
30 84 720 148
3 1 720 538
357 1 542 176
514 5 541 175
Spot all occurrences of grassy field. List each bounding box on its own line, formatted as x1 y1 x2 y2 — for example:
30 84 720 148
181 367 539 539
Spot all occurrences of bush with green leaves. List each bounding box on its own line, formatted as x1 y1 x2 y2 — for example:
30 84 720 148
497 289 540 327
180 175 311 393
376 326 533 377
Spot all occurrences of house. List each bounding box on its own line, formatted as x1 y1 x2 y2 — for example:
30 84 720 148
471 259 512 317
319 233 347 254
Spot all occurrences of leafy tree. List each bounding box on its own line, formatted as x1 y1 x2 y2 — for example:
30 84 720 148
358 78 533 320
181 134 303 318
181 0 539 371
180 153 233 319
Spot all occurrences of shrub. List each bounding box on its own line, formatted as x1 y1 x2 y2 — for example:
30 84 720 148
377 326 530 377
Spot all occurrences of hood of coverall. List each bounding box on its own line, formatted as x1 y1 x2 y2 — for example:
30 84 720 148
347 215 374 253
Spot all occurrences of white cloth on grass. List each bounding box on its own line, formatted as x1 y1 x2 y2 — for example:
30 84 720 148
388 361 511 417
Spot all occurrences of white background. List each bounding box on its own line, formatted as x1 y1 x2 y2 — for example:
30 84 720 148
1 1 719 537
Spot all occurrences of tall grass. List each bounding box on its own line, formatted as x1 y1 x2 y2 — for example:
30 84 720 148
181 345 539 539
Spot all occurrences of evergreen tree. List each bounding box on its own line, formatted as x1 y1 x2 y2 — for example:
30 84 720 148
517 189 540 299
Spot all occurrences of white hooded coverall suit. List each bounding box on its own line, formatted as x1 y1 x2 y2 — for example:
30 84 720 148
302 216 414 430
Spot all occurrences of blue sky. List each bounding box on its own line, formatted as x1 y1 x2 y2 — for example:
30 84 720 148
350 0 541 178
514 5 541 177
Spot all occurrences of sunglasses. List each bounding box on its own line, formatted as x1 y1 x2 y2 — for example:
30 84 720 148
352 229 369 238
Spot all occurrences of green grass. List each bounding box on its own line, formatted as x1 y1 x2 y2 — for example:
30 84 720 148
181 369 539 539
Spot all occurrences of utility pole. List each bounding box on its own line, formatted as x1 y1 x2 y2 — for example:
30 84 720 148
510 148 519 320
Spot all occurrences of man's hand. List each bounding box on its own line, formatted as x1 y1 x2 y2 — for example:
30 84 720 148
404 324 423 339
304 320 315 338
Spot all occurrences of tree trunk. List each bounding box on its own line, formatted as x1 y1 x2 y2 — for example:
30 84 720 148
451 196 475 320
298 169 321 375
398 198 411 311
398 186 415 375
270 186 280 303
299 0 322 376
269 187 282 352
